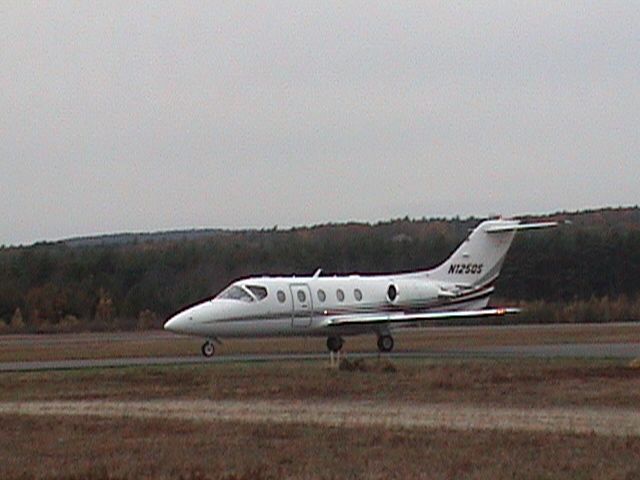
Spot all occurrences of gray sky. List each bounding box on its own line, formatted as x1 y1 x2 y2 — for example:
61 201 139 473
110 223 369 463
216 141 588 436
2 2 639 246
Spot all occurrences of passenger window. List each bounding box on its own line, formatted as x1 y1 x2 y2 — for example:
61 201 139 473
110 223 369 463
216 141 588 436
246 285 268 300
317 289 326 302
336 289 345 302
297 290 306 302
277 290 286 303
354 289 363 301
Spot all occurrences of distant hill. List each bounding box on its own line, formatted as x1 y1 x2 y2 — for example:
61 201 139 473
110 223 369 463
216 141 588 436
52 205 640 248
61 228 228 248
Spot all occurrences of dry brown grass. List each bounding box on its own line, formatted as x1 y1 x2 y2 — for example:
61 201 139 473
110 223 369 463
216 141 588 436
2 326 640 479
1 414 639 480
4 399 640 436
1 358 640 408
0 333 198 362
1 322 639 362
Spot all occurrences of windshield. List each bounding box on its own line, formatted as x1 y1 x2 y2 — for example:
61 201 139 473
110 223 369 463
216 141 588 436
217 285 254 302
246 285 268 300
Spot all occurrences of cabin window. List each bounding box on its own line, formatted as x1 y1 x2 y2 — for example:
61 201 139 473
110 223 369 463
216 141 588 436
297 290 306 302
218 285 254 302
277 290 286 303
246 285 268 300
317 289 326 302
336 289 345 302
387 284 397 302
354 289 363 301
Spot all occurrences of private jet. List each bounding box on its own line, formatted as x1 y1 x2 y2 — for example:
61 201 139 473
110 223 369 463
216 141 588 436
164 218 556 356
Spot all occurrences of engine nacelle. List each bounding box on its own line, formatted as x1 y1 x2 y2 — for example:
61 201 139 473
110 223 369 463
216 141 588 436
386 280 441 306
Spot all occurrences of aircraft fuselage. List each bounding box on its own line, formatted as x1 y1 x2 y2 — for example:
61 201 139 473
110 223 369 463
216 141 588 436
164 219 556 355
164 273 489 338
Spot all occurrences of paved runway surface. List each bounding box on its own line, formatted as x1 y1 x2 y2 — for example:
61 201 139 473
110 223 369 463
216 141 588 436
1 342 639 372
1 323 639 372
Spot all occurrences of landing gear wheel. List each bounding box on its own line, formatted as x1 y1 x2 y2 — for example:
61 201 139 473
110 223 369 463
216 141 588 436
377 335 394 353
327 336 344 353
201 341 215 357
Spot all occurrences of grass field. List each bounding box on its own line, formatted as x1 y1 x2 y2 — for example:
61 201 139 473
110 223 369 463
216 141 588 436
2 358 640 479
3 413 640 480
1 358 640 407
1 325 640 479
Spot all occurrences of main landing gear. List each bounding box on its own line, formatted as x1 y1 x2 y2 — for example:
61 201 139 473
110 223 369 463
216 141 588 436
326 336 344 353
377 334 394 353
201 340 215 357
327 335 393 353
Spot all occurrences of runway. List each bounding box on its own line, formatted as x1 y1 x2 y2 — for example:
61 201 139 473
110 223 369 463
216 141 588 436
1 342 639 372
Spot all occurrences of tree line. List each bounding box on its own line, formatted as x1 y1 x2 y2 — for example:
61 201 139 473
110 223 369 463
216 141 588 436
1 207 639 331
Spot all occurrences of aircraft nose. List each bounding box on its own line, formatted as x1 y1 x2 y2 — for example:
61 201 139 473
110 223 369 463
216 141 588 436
164 312 188 333
164 301 219 335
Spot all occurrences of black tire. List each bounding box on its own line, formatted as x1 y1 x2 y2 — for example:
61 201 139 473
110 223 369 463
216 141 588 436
201 341 215 357
377 335 394 353
326 336 343 352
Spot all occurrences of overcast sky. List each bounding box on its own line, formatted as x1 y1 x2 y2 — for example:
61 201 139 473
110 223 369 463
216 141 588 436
1 2 638 245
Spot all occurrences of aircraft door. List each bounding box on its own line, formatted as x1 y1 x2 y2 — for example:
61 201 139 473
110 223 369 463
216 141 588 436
290 284 313 328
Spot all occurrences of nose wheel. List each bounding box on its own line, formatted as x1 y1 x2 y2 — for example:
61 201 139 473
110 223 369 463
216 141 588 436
326 336 344 353
201 340 215 357
377 335 394 353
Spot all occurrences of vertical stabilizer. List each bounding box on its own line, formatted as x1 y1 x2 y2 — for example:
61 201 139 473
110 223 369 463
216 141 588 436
426 219 556 288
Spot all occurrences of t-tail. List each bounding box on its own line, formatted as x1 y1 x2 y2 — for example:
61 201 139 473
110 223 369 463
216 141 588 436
426 219 557 289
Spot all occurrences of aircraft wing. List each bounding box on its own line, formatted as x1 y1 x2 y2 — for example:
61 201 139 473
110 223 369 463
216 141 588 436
324 307 520 327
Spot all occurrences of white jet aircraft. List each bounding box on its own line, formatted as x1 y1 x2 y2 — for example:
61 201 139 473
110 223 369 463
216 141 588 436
164 218 556 356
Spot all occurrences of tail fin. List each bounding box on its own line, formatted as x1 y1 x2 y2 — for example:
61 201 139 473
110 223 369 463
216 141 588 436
427 219 556 287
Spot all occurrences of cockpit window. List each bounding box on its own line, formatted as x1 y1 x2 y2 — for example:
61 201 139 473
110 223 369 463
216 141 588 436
217 285 254 302
246 285 268 300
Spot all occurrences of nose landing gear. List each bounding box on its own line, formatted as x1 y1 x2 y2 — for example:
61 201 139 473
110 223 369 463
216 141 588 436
201 340 215 357
377 334 394 353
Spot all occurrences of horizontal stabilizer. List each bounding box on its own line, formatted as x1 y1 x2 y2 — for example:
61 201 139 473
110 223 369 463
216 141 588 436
485 222 557 233
324 307 520 327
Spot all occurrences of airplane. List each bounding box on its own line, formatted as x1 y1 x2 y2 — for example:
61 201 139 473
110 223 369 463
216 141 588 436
164 218 556 356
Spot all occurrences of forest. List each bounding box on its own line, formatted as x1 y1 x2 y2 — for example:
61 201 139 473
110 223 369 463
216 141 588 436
1 207 639 332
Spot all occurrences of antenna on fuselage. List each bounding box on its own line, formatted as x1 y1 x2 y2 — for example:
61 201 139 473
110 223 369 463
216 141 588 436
313 268 322 278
